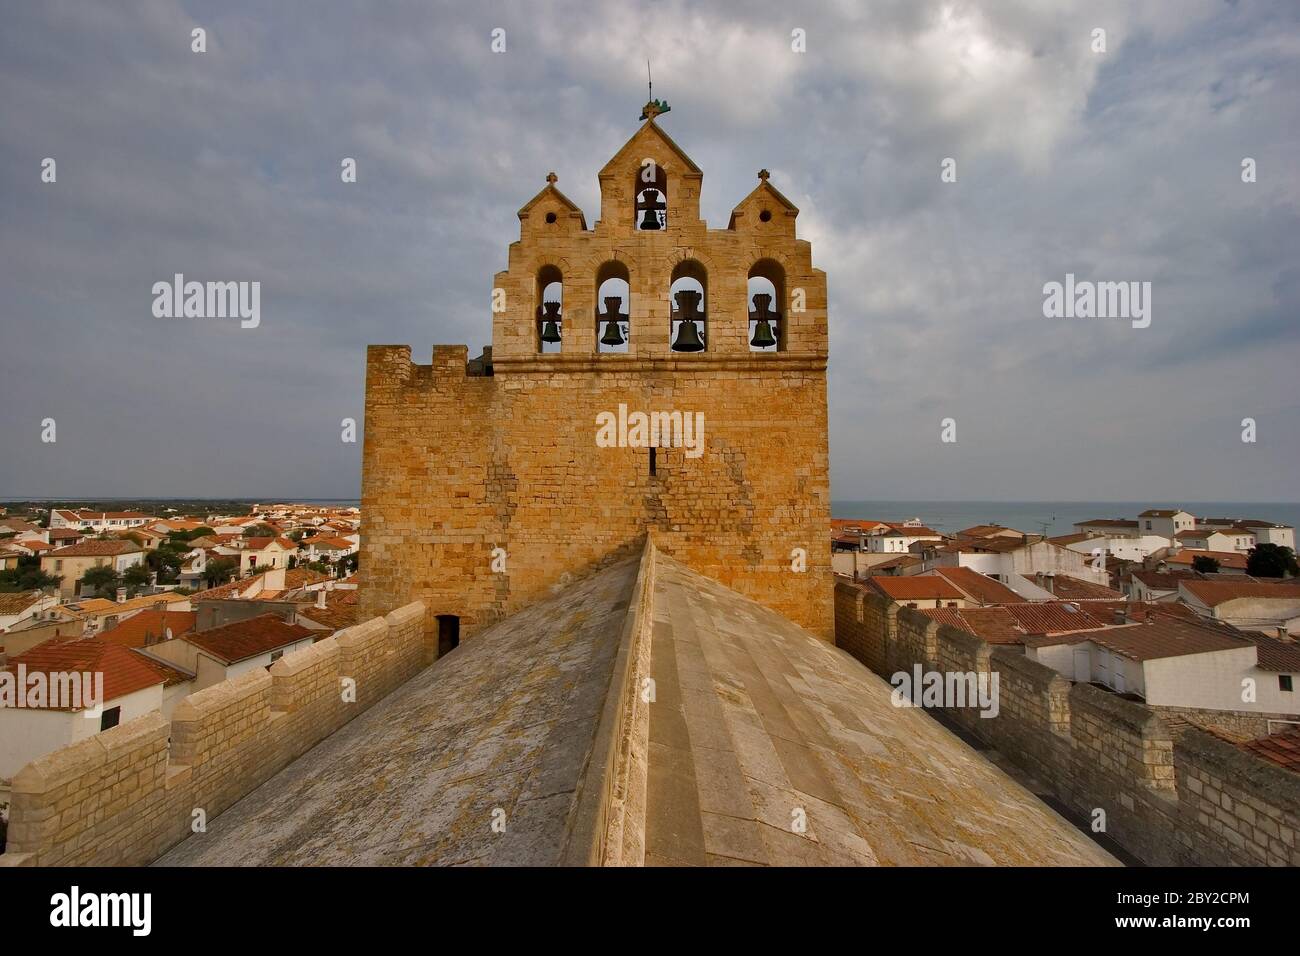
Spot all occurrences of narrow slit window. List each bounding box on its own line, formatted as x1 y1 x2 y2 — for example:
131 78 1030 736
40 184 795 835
649 447 657 476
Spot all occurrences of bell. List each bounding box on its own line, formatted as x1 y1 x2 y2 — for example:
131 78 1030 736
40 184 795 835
637 188 664 230
671 289 705 352
540 300 562 344
749 293 778 349
600 296 626 346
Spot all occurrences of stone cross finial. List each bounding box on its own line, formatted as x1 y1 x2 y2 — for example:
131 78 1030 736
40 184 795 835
758 169 770 182
546 172 558 185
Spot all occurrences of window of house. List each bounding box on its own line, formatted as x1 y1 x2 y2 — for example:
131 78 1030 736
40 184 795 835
100 706 121 731
1281 675 1294 693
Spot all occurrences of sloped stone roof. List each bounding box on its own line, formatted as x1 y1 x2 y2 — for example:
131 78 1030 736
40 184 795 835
158 542 1115 867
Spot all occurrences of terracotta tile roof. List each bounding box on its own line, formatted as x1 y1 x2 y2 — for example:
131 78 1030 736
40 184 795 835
867 576 965 602
304 535 353 550
296 590 360 632
930 566 1023 604
919 606 1025 644
1043 574 1124 600
0 590 45 615
1076 518 1139 528
46 540 142 558
1001 602 1111 633
284 568 332 589
5 638 165 706
1181 579 1300 608
101 610 197 649
1239 729 1300 773
955 524 1026 539
1165 549 1249 571
1027 617 1254 662
1132 569 1199 590
1139 509 1185 517
182 613 313 664
131 651 194 688
242 536 296 551
1048 533 1093 546
1244 632 1300 672
47 529 84 541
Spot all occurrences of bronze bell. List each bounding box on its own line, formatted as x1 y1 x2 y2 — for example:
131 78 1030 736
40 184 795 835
749 293 778 349
637 188 664 230
599 296 627 347
671 290 705 352
540 300 562 344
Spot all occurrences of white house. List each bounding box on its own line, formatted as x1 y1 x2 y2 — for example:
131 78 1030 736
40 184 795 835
147 613 315 692
0 591 58 632
1137 509 1196 538
1023 618 1299 716
0 639 169 780
1175 529 1254 553
1179 580 1300 635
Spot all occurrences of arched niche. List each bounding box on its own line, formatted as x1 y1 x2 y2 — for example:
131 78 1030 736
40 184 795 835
634 160 669 231
535 264 563 353
596 261 630 353
747 259 785 352
669 259 707 353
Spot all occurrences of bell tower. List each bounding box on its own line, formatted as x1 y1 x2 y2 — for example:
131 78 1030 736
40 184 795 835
362 105 832 646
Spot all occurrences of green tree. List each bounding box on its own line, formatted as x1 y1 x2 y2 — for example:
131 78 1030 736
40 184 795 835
243 524 278 538
0 555 61 593
121 563 152 594
1246 543 1299 579
1191 555 1221 573
79 565 120 597
203 557 238 588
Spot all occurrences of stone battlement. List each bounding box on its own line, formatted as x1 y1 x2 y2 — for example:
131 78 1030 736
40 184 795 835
834 579 1300 866
0 601 425 867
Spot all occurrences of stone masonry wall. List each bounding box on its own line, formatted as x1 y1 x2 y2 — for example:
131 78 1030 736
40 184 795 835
834 578 1300 866
361 119 832 647
0 601 425 867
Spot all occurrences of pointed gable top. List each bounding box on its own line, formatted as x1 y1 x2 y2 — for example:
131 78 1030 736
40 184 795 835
728 172 799 228
599 118 703 178
517 172 587 228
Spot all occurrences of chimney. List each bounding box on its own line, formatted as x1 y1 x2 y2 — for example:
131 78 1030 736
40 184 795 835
315 588 327 610
1112 608 1126 626
1278 626 1292 643
1145 609 1154 625
115 587 127 604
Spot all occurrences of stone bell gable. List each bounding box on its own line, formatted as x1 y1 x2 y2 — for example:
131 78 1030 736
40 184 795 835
362 106 833 646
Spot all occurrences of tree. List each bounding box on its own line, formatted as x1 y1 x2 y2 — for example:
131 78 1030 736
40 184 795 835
1246 543 1299 579
1191 555 1221 573
79 565 120 597
0 555 61 593
121 563 152 594
243 524 278 538
203 557 237 588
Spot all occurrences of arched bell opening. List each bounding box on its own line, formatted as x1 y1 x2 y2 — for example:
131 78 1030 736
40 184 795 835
535 264 563 353
669 260 707 353
747 259 784 352
596 261 630 354
634 160 668 231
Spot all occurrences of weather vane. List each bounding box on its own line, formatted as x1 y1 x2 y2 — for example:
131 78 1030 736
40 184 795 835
640 60 670 121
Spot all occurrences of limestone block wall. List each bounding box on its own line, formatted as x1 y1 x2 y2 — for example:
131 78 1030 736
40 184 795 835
361 345 833 646
834 579 1300 866
0 601 425 867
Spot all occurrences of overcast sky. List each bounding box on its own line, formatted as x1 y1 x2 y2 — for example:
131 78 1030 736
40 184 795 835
1 0 1297 502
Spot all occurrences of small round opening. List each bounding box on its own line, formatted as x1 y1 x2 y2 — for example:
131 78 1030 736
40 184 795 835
759 209 772 223
545 212 558 224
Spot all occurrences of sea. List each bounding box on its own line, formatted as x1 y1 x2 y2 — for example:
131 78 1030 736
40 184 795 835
829 502 1300 538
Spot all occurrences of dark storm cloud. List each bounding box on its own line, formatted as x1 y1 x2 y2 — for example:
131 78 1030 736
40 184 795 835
1 0 1297 500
